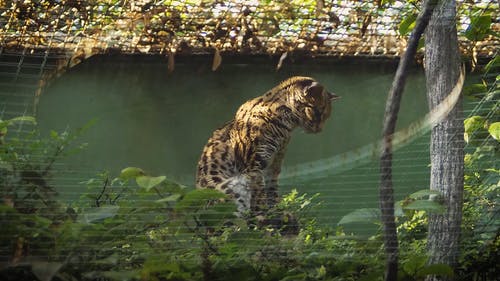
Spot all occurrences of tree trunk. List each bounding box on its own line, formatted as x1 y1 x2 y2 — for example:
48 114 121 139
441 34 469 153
424 1 463 280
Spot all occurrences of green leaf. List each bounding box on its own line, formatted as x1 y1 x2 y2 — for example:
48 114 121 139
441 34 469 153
488 122 500 141
199 209 226 227
143 256 181 277
31 262 63 281
0 116 36 130
394 201 404 217
403 200 445 214
155 194 182 203
93 254 119 265
399 13 417 36
403 255 427 275
136 175 166 191
417 263 454 277
160 178 187 194
408 189 442 200
463 83 488 97
78 205 120 224
211 200 237 214
417 36 425 50
6 116 36 125
381 0 395 6
484 56 499 73
0 161 13 171
119 167 145 180
175 189 227 212
33 215 53 229
465 14 492 41
464 116 486 143
464 116 485 133
338 208 380 225
101 270 140 281
281 273 308 281
232 218 248 229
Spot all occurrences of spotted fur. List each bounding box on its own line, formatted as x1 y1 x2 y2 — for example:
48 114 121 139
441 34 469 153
196 76 339 216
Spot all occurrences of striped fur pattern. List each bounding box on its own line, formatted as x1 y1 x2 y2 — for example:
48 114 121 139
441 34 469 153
196 76 339 216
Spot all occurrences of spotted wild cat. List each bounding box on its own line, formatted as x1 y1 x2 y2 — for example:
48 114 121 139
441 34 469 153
196 76 339 217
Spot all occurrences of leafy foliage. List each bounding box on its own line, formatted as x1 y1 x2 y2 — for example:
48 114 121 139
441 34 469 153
0 117 91 280
1 107 498 280
0 121 384 280
0 0 496 60
464 10 496 42
459 58 499 280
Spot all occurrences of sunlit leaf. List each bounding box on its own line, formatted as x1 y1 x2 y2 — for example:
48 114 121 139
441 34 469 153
0 116 36 130
136 175 166 191
464 115 485 143
119 167 145 180
6 116 36 125
488 122 500 141
399 13 417 36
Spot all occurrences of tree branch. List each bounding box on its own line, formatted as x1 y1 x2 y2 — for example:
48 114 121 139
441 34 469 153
379 1 437 280
95 177 109 207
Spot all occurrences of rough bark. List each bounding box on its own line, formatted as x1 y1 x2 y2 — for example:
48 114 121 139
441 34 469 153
379 1 436 280
424 1 463 280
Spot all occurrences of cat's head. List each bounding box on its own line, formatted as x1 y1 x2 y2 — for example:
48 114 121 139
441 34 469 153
291 77 339 133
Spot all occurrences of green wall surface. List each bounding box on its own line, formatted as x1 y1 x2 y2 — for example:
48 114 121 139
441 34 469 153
34 55 431 230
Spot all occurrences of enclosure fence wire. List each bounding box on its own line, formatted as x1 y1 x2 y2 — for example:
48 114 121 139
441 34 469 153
1 52 498 266
0 0 498 277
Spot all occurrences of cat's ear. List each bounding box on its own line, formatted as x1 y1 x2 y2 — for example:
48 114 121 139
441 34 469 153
305 82 324 98
328 92 340 101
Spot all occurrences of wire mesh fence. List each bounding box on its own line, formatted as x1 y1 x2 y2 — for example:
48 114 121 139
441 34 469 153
0 0 498 280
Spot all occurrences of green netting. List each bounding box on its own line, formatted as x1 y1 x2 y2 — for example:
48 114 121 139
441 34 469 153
0 1 498 280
